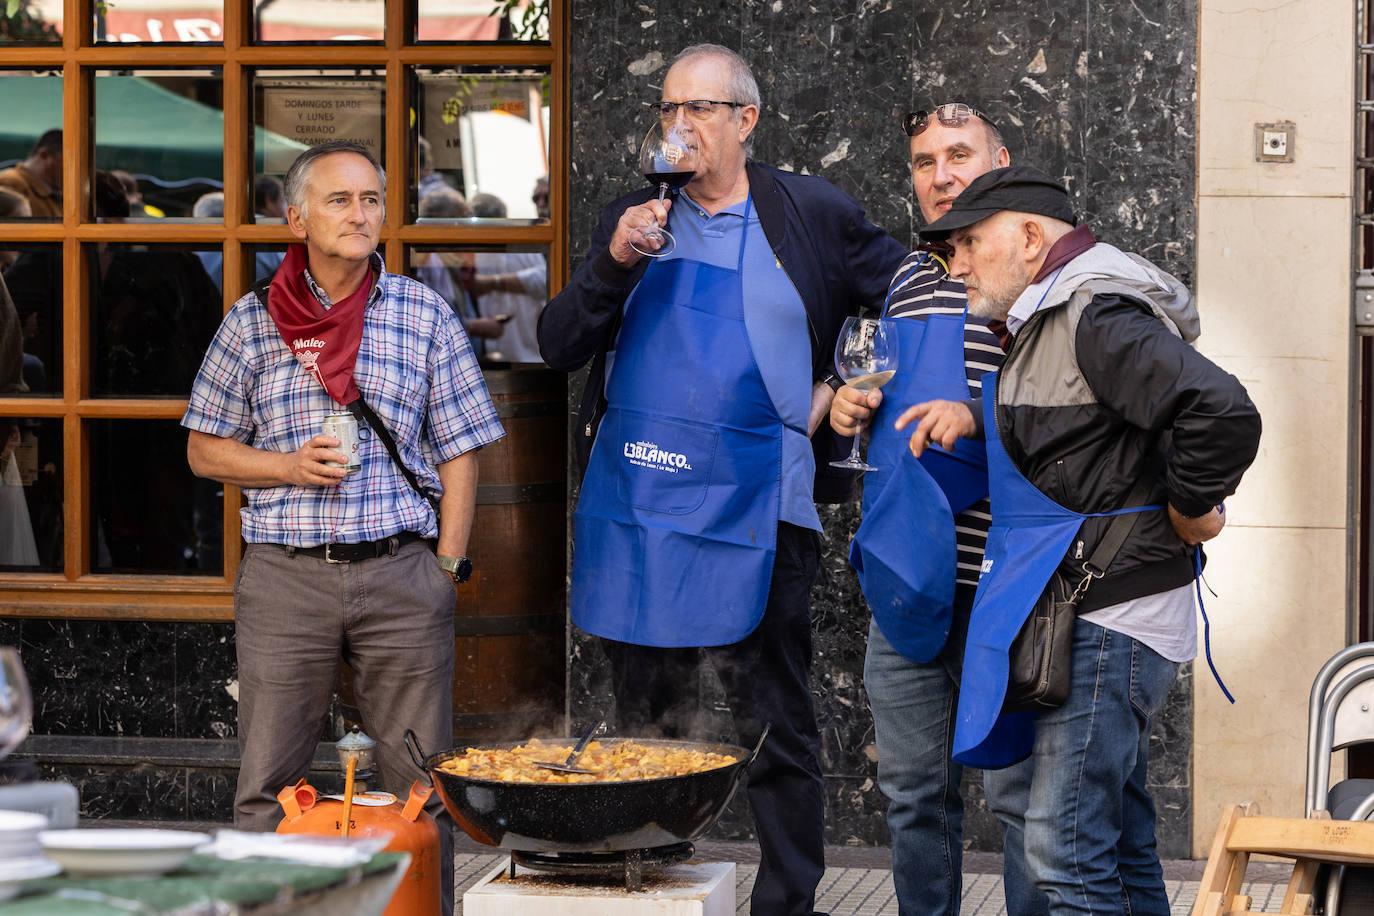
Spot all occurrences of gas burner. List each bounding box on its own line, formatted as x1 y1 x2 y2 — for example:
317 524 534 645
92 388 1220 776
509 842 695 892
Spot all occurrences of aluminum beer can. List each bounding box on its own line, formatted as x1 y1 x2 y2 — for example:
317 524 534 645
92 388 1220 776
321 412 361 471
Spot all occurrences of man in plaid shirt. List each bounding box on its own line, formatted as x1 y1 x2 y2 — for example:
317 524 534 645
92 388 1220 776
183 141 502 913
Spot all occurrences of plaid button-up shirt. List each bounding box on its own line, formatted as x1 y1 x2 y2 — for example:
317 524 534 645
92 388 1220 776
182 256 504 546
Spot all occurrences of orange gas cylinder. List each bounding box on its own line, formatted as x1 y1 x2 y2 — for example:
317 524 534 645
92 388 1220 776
276 776 440 916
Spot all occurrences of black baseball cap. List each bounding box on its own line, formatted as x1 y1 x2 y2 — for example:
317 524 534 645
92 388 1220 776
920 165 1076 241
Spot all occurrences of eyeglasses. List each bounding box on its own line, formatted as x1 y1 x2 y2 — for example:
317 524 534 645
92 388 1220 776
651 99 745 121
903 103 997 137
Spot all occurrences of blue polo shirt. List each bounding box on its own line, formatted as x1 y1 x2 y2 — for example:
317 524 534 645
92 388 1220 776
658 190 821 532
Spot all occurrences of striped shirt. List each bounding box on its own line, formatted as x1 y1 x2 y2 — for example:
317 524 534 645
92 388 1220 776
182 255 505 546
884 248 1003 587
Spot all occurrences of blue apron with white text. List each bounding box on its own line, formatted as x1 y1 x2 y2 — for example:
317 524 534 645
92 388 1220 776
848 256 991 663
570 196 787 648
951 372 1160 768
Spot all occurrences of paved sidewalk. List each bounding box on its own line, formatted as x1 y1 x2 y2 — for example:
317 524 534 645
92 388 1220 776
451 841 1293 915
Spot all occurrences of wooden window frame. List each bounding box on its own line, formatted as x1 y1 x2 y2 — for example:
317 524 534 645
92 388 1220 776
0 0 569 622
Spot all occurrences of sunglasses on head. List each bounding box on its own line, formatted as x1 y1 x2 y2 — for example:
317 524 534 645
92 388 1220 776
902 103 997 137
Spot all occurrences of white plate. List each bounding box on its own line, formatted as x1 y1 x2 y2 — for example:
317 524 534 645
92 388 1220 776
0 856 61 903
0 837 41 859
0 810 48 834
39 829 211 878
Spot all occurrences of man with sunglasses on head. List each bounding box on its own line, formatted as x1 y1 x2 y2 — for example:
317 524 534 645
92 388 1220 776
539 44 905 916
829 103 1046 916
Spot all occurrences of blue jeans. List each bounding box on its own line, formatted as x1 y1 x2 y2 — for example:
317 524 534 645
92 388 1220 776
864 586 1047 916
984 618 1179 915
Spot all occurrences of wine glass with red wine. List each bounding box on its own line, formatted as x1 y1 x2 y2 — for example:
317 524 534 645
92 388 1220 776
628 121 698 258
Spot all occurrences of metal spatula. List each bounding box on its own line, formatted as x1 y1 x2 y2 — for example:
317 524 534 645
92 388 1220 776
533 719 606 774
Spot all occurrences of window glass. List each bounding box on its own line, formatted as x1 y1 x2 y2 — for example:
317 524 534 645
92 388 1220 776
0 0 62 43
88 244 222 397
252 72 386 224
413 68 549 223
414 0 545 42
90 419 221 574
2 243 61 395
0 416 61 572
0 73 63 221
407 245 549 366
252 0 381 43
95 0 223 43
225 245 289 298
95 71 225 220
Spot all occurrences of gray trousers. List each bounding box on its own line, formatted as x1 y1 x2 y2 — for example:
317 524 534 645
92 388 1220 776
233 537 456 910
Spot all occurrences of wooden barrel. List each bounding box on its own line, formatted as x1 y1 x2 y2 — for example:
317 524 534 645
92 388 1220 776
338 365 568 745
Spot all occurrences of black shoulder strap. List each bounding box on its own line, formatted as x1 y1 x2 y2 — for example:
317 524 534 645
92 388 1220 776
253 282 441 519
346 397 442 518
1083 477 1157 578
251 276 273 309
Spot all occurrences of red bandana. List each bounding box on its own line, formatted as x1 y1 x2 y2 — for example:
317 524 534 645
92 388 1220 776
265 244 371 406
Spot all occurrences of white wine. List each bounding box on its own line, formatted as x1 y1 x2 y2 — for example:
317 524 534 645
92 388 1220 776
846 369 895 391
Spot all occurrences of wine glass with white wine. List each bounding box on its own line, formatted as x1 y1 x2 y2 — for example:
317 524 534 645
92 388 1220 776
829 317 898 472
0 647 32 761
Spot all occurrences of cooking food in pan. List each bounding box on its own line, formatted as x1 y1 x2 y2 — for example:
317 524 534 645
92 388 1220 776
436 738 739 784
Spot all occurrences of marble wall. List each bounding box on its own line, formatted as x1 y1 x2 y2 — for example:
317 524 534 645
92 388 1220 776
566 0 1199 856
0 618 245 820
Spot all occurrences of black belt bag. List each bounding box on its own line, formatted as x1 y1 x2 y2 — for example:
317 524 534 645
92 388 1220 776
1003 479 1153 713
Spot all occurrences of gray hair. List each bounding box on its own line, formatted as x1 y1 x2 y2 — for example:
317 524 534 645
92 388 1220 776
283 141 386 220
980 118 1007 158
192 191 225 219
668 44 761 155
670 44 761 110
418 186 472 219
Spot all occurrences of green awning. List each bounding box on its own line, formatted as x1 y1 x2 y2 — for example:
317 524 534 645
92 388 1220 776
0 74 308 183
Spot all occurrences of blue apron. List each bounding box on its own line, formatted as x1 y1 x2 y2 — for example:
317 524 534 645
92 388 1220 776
848 256 991 663
952 371 1161 768
570 196 788 648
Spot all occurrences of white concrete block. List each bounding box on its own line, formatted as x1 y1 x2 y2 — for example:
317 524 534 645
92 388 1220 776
463 859 736 916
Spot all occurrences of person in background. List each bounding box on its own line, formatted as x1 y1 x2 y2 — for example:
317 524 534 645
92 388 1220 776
0 189 30 269
417 136 452 202
532 175 550 220
901 165 1261 915
416 187 504 357
464 192 547 363
193 186 285 292
192 192 228 293
184 140 503 915
255 174 286 221
539 43 907 916
109 169 163 218
0 186 50 391
830 103 1045 916
0 129 61 219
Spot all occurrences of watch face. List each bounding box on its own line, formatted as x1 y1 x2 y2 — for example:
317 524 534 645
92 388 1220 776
454 557 473 583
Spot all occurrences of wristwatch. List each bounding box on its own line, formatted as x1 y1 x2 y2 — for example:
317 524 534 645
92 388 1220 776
437 555 473 583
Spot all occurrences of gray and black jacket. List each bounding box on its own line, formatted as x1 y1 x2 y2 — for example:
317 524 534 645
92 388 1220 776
991 242 1261 613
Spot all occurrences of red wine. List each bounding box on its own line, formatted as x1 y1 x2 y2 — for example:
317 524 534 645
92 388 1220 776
645 170 695 190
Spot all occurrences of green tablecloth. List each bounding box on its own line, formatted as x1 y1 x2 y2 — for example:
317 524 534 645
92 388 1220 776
0 852 408 915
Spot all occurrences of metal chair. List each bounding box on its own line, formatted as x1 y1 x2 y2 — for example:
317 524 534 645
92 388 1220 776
1306 643 1374 913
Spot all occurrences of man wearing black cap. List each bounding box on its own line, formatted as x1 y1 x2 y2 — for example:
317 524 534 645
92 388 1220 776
897 165 1261 914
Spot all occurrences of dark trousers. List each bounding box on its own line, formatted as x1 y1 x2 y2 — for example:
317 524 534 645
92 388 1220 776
602 522 827 916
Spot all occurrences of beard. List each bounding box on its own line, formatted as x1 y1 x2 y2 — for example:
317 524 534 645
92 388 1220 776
965 247 1031 322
